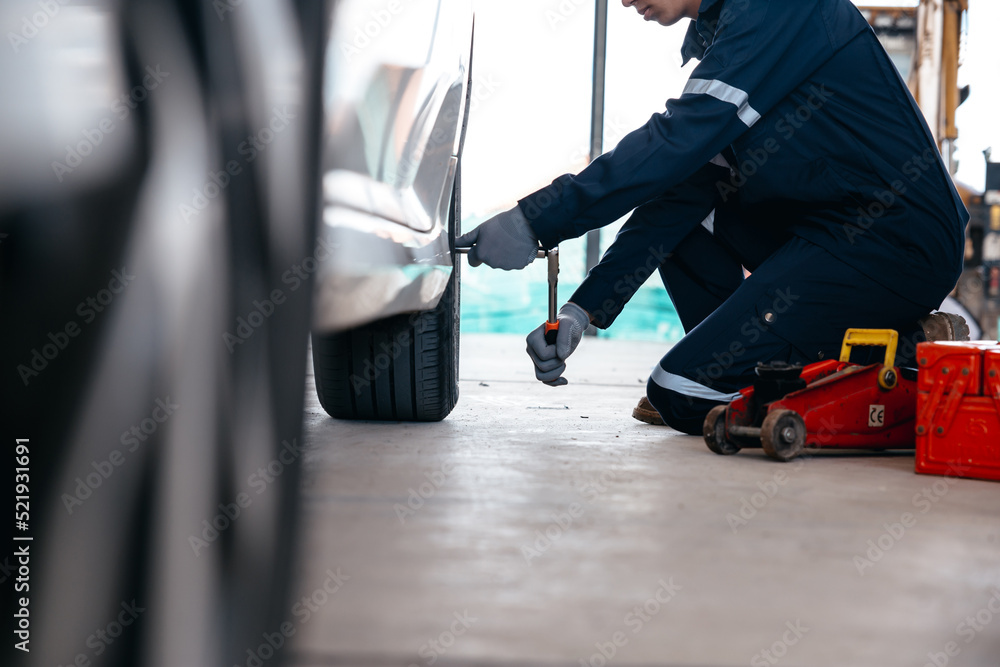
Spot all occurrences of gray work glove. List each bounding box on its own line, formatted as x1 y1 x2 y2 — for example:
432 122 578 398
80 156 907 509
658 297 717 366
525 302 590 386
455 205 539 270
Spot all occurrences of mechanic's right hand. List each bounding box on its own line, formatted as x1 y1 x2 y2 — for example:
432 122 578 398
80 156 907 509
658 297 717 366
455 205 539 270
525 302 590 386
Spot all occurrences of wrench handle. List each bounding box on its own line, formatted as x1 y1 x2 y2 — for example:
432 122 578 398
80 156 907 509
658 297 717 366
544 320 559 346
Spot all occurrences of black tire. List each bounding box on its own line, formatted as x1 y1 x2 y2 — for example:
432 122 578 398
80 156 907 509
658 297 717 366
311 267 459 421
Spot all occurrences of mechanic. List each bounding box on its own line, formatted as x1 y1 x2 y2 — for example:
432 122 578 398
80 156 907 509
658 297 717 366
456 0 970 435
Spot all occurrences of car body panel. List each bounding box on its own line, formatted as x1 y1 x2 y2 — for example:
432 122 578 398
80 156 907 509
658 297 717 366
314 0 472 333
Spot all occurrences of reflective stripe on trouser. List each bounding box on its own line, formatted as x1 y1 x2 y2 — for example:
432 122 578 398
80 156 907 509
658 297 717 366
647 236 931 435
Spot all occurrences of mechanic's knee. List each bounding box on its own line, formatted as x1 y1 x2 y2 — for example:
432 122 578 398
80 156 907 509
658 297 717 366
646 378 719 436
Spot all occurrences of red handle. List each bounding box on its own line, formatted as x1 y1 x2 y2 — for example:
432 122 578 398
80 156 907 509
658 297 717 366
544 320 559 346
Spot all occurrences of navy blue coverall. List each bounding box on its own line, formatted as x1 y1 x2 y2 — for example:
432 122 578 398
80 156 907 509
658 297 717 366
519 0 969 435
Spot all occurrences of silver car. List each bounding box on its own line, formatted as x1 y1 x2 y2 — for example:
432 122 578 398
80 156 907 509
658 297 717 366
311 0 474 421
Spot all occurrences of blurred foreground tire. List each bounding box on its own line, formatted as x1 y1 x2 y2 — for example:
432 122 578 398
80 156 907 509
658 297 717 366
0 1 328 667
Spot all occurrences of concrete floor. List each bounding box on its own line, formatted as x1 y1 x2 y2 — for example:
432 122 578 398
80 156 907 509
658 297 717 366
289 334 1000 667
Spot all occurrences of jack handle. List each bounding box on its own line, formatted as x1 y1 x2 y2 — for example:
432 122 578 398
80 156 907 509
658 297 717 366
839 328 900 390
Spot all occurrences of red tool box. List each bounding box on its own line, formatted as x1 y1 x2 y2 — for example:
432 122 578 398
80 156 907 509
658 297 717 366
704 329 918 461
915 341 1000 482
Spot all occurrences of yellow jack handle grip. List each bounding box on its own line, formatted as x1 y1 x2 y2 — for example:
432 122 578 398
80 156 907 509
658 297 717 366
839 328 899 369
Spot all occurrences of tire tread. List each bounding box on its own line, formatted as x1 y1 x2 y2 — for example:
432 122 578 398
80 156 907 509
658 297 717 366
311 277 458 422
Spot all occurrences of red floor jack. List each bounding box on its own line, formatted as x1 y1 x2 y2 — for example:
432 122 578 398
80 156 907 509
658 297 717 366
704 329 919 461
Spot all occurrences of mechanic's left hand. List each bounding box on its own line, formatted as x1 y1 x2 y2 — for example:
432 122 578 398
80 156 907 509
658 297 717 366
525 302 590 386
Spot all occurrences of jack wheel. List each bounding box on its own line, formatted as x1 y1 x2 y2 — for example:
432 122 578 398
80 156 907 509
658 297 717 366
761 409 806 461
703 405 740 455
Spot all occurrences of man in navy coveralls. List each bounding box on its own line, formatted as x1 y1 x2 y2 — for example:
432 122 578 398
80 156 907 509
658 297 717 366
456 0 969 434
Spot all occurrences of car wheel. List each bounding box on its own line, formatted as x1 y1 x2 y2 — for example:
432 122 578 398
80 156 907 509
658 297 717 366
311 173 462 422
311 28 472 423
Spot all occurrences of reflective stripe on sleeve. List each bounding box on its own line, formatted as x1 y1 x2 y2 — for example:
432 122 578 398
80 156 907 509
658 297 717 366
649 366 741 402
683 78 761 127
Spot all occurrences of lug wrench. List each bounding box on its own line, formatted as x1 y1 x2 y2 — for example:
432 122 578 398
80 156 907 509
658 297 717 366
454 246 560 345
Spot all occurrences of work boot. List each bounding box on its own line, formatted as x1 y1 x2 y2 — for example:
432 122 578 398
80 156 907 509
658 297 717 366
919 312 971 342
632 396 664 425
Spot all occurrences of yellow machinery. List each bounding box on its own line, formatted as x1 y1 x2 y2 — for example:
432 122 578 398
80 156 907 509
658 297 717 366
857 1 968 172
